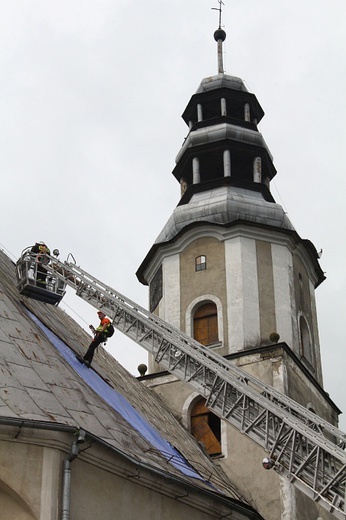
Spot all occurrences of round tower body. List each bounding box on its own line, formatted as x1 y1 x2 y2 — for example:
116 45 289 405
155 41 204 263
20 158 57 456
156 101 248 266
141 216 324 387
138 72 325 391
136 56 338 520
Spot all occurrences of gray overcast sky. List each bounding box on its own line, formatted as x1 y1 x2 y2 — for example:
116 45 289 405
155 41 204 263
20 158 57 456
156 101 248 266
1 1 345 427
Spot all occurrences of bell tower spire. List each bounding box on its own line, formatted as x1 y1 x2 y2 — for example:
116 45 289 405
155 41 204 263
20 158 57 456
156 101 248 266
136 13 337 518
212 0 226 73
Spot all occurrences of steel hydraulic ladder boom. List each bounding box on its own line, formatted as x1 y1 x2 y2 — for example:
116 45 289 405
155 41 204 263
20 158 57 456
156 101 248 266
45 257 346 519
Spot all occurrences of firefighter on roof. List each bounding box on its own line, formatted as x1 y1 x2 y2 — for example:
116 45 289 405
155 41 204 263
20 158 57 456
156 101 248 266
76 310 114 368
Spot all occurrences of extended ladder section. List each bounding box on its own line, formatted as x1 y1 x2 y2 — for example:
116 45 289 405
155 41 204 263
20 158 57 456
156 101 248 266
45 257 346 519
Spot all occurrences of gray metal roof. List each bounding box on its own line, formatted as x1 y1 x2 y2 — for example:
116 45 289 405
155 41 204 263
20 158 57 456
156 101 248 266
195 73 249 94
0 249 243 500
175 123 273 164
155 186 295 244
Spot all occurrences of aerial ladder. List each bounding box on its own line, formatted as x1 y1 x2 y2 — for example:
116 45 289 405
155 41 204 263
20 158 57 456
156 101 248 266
16 252 346 519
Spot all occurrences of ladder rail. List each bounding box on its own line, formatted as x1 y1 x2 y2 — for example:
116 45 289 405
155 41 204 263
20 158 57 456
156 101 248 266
41 257 346 518
50 258 346 445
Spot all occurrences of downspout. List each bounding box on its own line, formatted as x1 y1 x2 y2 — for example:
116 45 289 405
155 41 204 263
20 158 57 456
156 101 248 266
61 429 86 520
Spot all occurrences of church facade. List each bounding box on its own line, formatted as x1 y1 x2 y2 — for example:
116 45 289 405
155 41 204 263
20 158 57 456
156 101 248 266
0 13 342 520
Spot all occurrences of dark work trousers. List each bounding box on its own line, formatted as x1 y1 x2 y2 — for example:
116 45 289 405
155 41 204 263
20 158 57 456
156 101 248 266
36 265 48 288
83 333 107 364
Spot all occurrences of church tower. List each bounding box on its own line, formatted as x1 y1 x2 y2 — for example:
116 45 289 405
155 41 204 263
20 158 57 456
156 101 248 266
136 8 339 519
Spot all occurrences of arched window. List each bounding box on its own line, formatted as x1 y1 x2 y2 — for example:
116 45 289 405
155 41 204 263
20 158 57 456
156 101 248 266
191 399 221 456
193 302 218 346
299 315 314 367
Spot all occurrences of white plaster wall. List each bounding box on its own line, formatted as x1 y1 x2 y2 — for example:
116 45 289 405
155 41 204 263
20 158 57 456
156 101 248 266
181 391 200 429
40 448 60 520
242 237 260 346
271 355 287 394
271 244 294 347
159 254 180 329
225 237 243 352
309 278 323 384
280 478 296 520
225 237 260 352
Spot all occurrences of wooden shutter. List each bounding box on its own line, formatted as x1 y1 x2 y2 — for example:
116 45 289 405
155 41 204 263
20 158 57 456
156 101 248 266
191 400 221 456
193 303 218 346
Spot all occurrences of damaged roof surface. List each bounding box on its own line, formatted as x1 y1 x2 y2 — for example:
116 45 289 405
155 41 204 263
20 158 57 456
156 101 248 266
0 249 244 501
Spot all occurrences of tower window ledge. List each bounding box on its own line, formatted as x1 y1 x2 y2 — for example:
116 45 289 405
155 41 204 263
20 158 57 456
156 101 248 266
210 453 225 460
206 341 223 350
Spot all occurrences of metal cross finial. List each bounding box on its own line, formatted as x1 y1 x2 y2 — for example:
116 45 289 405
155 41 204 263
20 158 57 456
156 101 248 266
212 1 226 73
212 0 225 29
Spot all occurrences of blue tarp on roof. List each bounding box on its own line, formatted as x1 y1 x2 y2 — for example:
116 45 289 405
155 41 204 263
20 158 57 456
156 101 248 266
27 309 208 483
